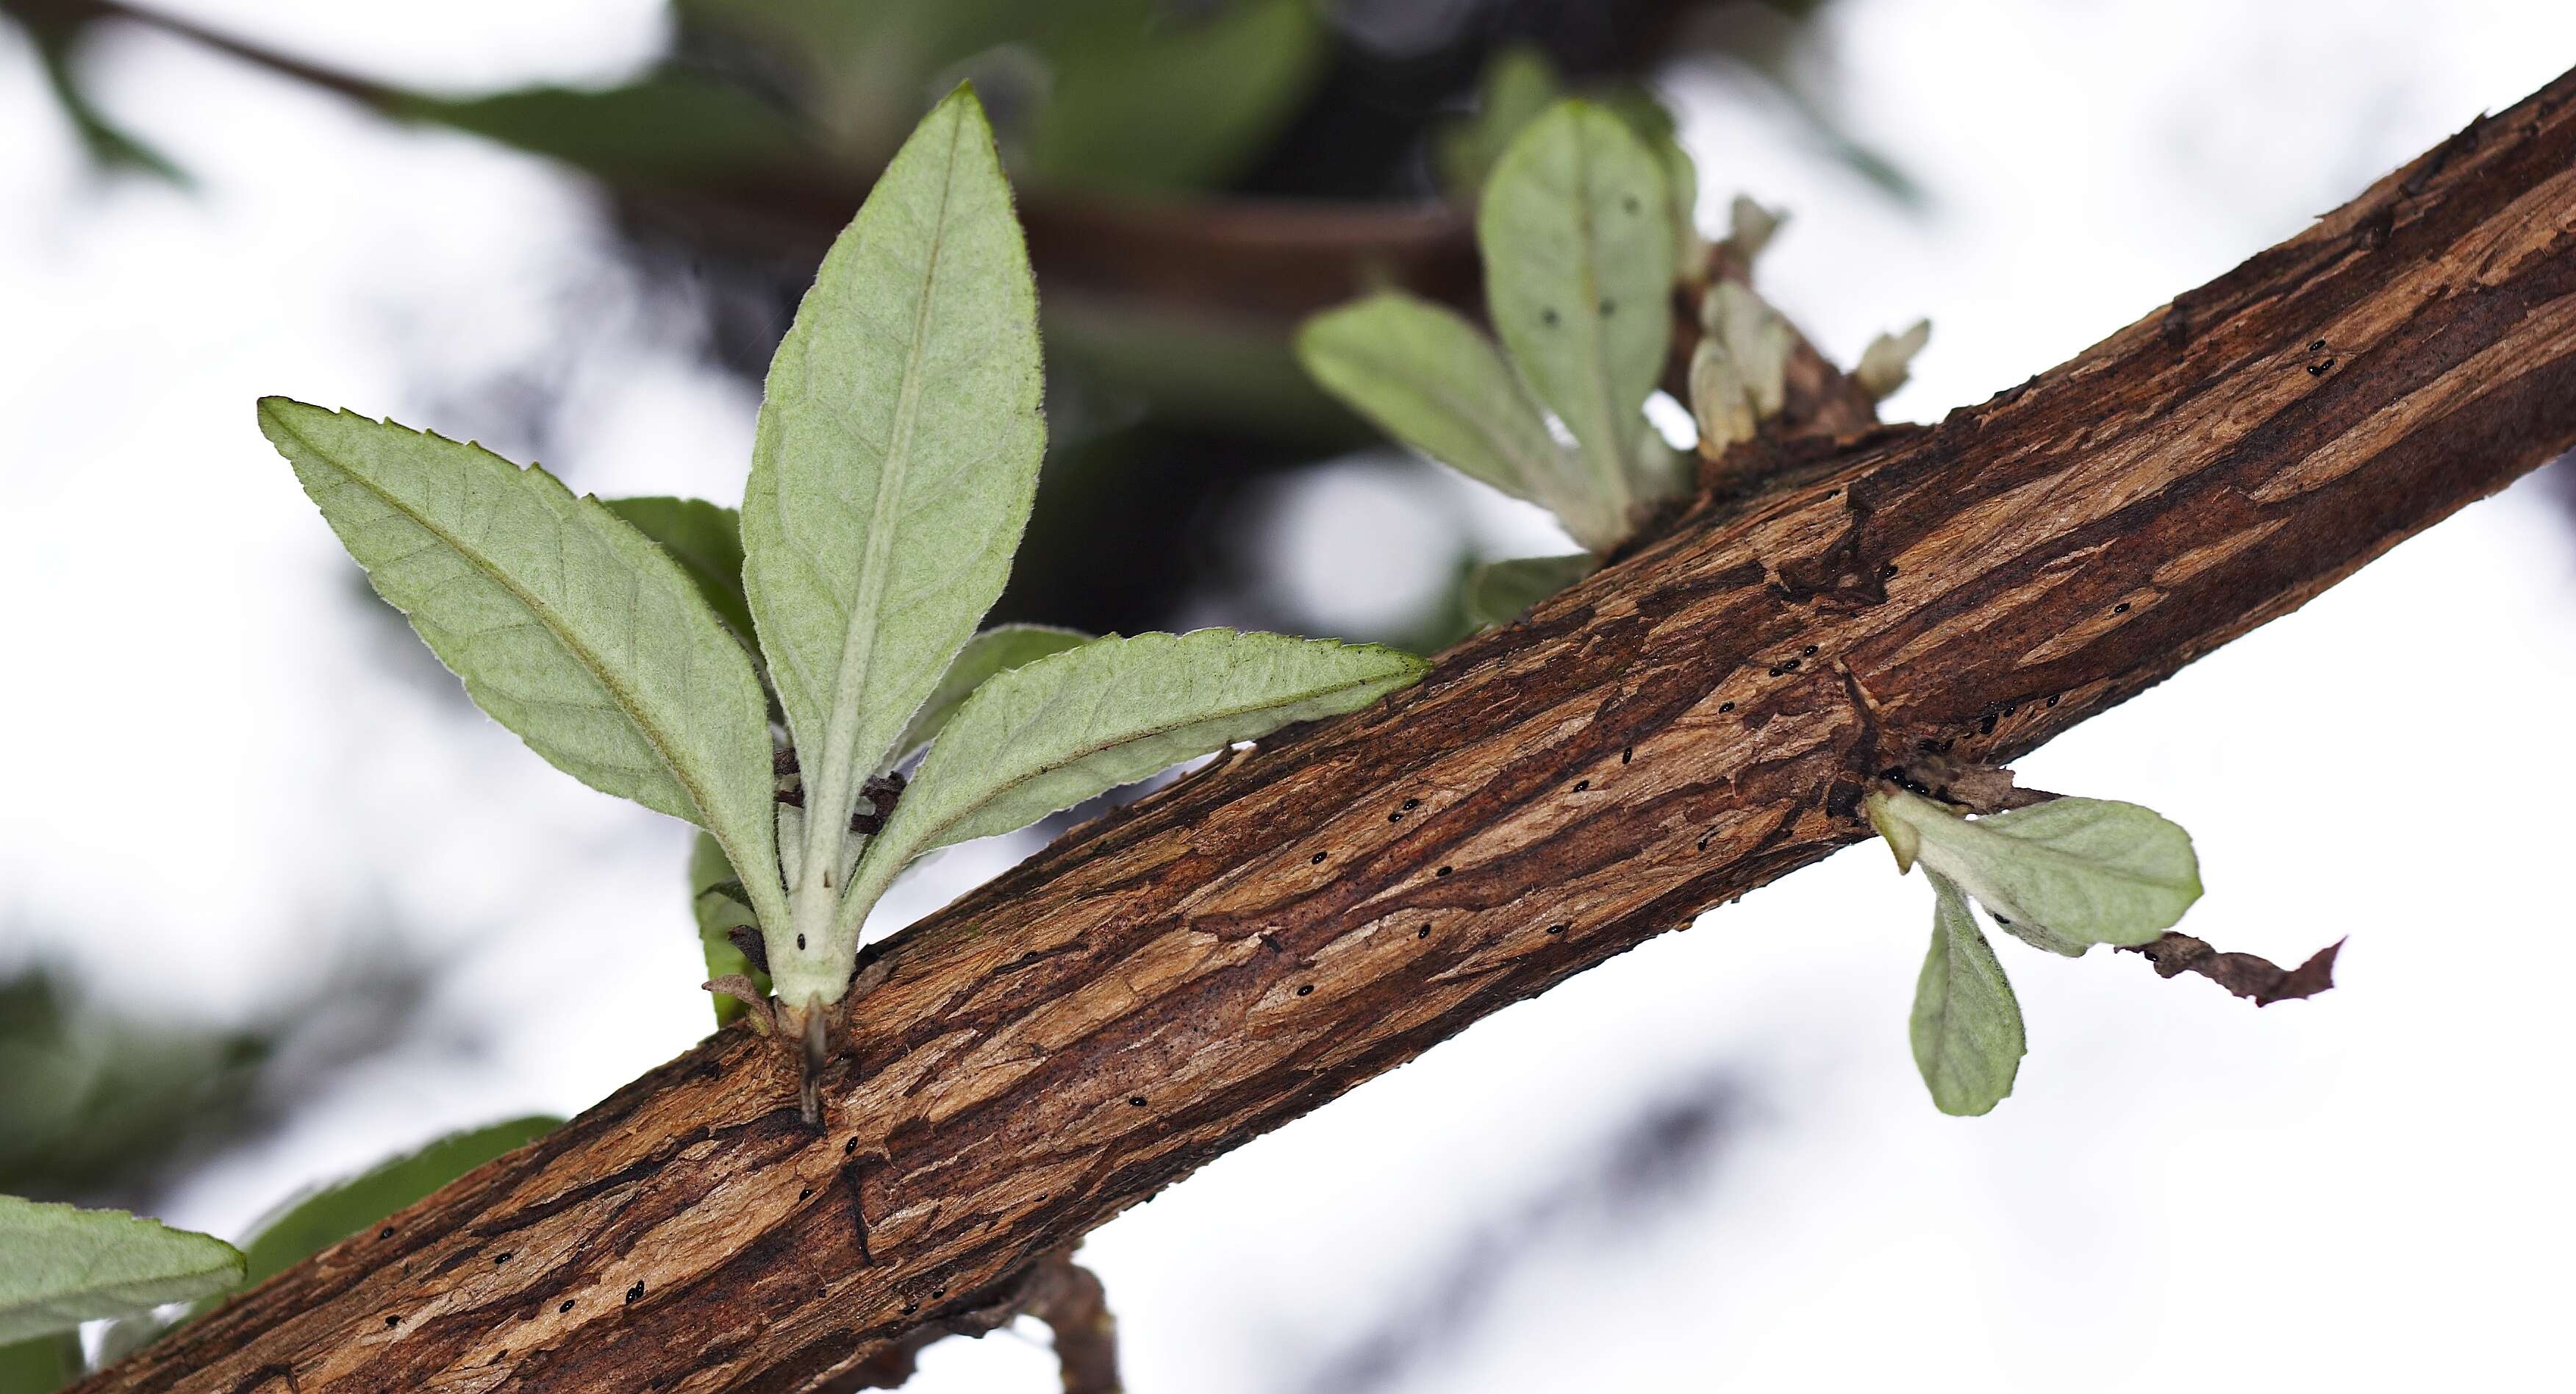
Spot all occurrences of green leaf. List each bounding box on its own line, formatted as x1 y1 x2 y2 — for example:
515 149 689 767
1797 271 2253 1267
0 1329 81 1392
1910 873 2026 1117
1293 293 1616 546
1478 100 1677 538
229 1117 557 1293
1435 46 1564 200
261 400 789 939
738 86 1045 985
0 1198 242 1343
1462 553 1598 628
833 632 1427 955
1020 0 1328 195
890 623 1090 768
601 496 754 646
1867 789 2202 951
692 832 768 1025
393 74 811 187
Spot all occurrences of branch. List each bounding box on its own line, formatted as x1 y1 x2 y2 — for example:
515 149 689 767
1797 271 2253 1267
76 68 2576 1394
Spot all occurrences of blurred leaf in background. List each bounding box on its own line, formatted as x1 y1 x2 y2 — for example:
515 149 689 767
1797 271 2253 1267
0 957 434 1212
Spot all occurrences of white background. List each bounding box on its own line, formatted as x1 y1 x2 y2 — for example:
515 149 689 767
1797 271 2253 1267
3 1 2573 1389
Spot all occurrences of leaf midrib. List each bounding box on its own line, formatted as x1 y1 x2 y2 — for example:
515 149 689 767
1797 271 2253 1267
929 668 1389 848
1318 324 1560 504
278 414 728 843
804 108 969 884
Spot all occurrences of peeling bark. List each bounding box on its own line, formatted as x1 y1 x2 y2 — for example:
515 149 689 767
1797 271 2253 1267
74 67 2576 1394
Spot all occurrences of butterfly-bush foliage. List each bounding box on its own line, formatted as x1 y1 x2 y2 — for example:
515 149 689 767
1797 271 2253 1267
263 87 1425 1022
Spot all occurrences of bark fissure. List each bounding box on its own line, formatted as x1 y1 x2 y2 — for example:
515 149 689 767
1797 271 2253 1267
76 69 2576 1394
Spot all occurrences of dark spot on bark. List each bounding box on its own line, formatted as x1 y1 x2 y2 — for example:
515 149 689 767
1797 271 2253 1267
1296 984 1314 996
1697 836 1710 851
796 934 806 950
2309 339 2327 351
384 1315 400 1329
1768 666 1783 676
2113 601 2130 614
2047 694 2060 707
1980 712 1999 734
1436 865 1453 876
1882 562 1899 578
1621 746 1633 764
1992 915 2013 926
1260 932 1284 953
1417 924 1431 938
902 1302 919 1316
379 1227 395 1240
1545 923 1567 934
559 1301 575 1314
1402 797 1420 809
626 1282 645 1304
1573 779 1589 792
798 1187 812 1201
1310 852 1326 865
843 1137 859 1156
931 1287 947 1300
1719 701 1734 712
2308 358 2336 375
1389 810 1403 821
1803 644 1818 657
494 1252 512 1265
1128 1096 1147 1107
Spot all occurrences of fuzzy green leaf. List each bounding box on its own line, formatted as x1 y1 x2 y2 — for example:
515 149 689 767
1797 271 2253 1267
692 832 768 1024
601 496 754 646
1868 789 2202 950
833 632 1426 951
0 1197 243 1342
1911 873 2026 1117
890 623 1091 768
1294 293 1613 544
1478 100 1677 536
261 401 787 937
738 86 1045 960
1462 553 1598 627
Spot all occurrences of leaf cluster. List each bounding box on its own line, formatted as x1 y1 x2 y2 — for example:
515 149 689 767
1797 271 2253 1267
261 89 1426 1018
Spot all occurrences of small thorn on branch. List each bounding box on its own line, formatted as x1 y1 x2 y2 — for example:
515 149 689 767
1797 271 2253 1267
2119 934 2343 1006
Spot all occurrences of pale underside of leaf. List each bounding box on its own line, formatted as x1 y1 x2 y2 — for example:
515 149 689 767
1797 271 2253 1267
260 400 787 936
0 1196 244 1343
1294 292 1620 549
1478 99 1675 537
831 630 1428 964
1911 873 2026 1117
1870 789 2201 949
889 623 1091 770
738 86 1045 973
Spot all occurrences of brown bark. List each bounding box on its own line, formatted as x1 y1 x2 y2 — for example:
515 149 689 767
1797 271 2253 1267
79 68 2576 1394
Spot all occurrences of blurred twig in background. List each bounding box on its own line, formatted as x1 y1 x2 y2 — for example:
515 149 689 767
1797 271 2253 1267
0 0 1912 648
